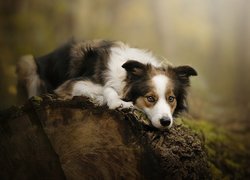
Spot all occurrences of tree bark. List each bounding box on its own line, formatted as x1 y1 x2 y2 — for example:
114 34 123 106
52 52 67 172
0 95 210 179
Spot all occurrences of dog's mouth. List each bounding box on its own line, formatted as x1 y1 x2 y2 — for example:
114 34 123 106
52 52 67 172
131 109 172 130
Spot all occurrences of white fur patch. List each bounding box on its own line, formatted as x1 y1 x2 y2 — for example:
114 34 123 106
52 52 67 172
103 87 133 109
27 75 41 98
17 54 41 98
72 81 105 105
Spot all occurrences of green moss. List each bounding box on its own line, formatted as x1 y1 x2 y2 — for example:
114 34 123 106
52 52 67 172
30 96 43 106
224 159 240 169
207 162 223 179
175 118 249 179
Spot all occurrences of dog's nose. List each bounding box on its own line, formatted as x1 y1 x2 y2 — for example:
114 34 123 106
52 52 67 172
160 117 171 127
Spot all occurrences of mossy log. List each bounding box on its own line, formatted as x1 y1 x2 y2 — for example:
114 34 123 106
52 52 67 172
0 95 211 179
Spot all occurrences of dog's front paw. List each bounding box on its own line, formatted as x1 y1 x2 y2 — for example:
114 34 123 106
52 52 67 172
108 99 134 110
117 101 134 110
91 95 105 106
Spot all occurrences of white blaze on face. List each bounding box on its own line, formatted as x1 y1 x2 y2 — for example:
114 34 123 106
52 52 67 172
144 74 173 129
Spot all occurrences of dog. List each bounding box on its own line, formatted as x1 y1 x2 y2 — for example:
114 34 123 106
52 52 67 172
16 40 197 129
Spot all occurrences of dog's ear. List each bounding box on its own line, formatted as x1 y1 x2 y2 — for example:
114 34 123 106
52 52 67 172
122 60 147 78
173 65 197 87
174 65 197 78
172 65 197 116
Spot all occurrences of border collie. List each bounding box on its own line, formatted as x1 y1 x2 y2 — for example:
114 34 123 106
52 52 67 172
16 40 197 129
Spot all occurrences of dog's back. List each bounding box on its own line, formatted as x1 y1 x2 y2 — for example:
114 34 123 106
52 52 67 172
35 42 73 91
16 42 73 99
16 40 116 99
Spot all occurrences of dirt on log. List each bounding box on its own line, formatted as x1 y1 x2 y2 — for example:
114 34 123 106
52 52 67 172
0 95 211 179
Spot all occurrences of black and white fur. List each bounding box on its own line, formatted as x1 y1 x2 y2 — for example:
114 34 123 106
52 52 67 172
17 40 197 129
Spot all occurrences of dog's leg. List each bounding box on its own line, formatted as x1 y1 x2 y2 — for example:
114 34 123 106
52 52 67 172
55 80 105 106
56 79 134 109
103 87 133 109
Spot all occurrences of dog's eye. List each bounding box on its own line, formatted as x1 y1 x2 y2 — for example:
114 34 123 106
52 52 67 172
168 96 175 103
146 96 156 103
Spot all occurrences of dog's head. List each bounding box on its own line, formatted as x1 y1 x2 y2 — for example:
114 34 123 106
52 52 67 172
122 60 197 129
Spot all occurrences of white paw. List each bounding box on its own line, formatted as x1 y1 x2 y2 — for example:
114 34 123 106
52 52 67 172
91 95 105 106
108 99 134 110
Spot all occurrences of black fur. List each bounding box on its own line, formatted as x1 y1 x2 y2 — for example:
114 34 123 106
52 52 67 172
122 61 152 103
170 66 197 116
122 60 148 79
35 42 73 92
34 40 115 93
69 40 114 84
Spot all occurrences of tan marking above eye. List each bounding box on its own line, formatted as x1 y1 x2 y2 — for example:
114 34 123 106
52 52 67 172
136 92 158 108
144 92 158 103
135 96 153 109
167 94 177 113
164 87 177 112
165 86 175 102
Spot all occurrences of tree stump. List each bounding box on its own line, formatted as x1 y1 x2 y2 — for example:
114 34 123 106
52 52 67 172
0 95 211 179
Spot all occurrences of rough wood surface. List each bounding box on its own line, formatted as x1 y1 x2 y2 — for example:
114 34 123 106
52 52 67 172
0 98 66 180
0 95 211 179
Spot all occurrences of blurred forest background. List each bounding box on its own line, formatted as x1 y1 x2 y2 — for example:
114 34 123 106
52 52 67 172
0 0 249 128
